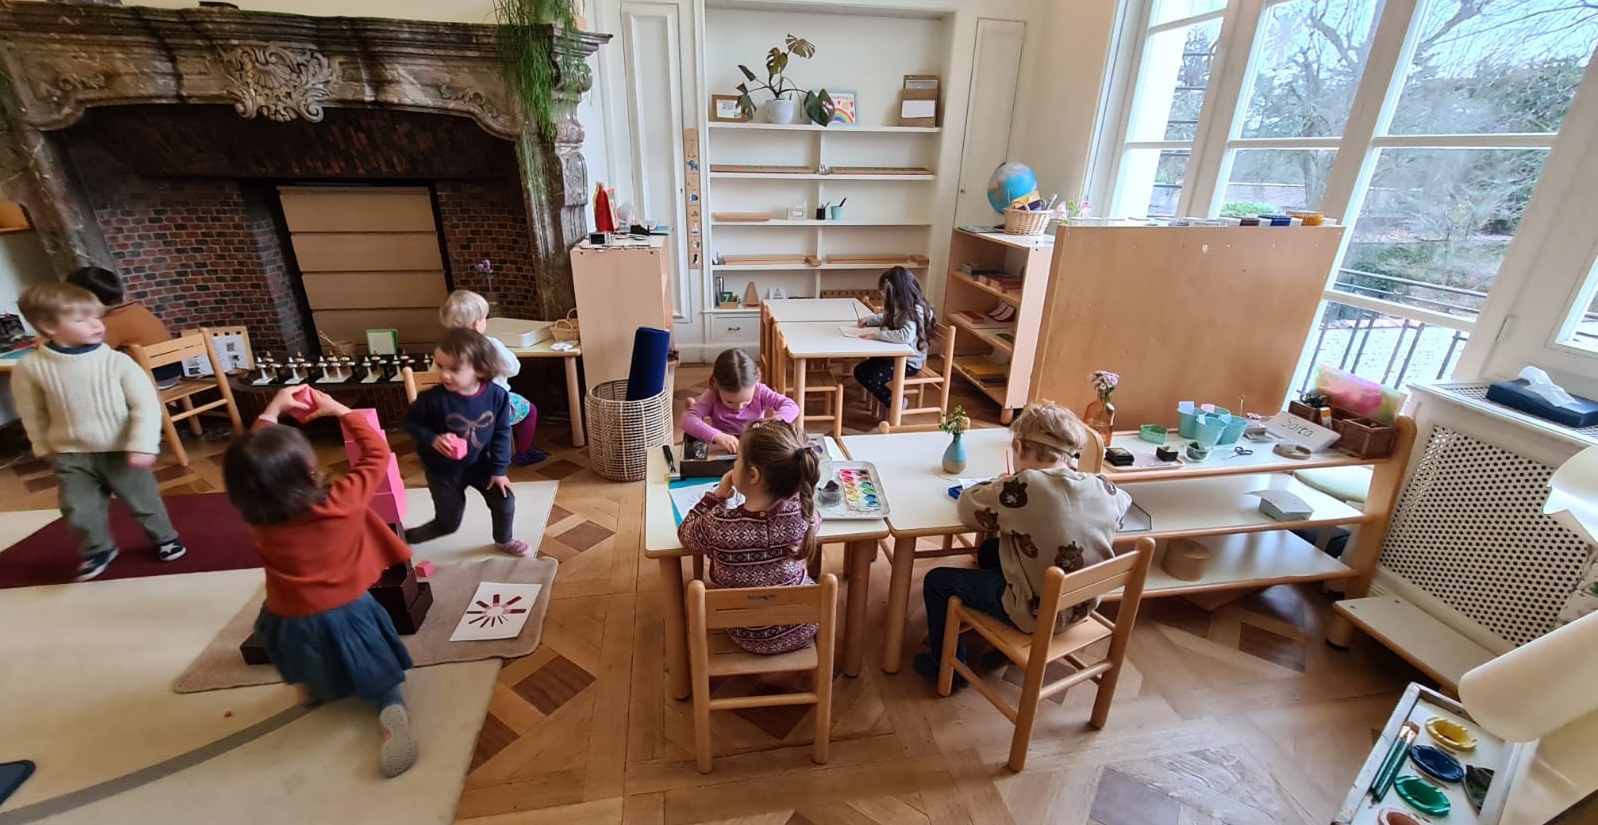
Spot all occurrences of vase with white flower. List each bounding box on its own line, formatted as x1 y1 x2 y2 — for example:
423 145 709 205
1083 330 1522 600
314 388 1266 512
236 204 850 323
1085 370 1119 447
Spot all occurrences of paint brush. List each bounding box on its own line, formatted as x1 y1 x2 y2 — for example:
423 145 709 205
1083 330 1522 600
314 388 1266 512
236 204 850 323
1369 721 1420 802
1005 447 1013 476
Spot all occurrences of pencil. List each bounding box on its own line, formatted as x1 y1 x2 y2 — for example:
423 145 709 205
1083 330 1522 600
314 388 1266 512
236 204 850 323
1005 447 1012 476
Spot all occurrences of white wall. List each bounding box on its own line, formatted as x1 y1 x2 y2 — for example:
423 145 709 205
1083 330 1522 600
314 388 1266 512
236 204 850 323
1015 0 1120 206
0 230 56 425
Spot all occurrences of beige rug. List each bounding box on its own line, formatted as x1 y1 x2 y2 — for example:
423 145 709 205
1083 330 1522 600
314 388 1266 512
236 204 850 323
174 556 557 694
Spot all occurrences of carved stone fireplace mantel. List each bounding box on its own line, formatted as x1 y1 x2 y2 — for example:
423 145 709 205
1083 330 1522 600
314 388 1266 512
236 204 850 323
0 3 609 320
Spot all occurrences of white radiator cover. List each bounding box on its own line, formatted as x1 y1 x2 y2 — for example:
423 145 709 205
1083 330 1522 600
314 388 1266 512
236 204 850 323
1377 382 1596 651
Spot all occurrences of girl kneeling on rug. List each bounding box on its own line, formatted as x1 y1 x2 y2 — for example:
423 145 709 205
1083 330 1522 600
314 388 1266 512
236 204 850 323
223 386 419 778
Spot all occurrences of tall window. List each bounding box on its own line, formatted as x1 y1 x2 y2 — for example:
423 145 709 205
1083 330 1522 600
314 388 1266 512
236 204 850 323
1097 0 1598 391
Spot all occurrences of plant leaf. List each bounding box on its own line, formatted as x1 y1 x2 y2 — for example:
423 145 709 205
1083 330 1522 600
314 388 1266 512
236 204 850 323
736 94 755 121
786 35 815 59
804 88 835 126
738 64 756 82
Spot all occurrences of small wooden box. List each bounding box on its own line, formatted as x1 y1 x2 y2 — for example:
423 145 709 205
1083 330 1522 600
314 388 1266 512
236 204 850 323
1288 400 1397 458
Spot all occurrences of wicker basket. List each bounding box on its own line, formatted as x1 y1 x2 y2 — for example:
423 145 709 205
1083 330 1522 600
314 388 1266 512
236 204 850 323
551 308 580 344
585 379 672 482
1003 208 1052 236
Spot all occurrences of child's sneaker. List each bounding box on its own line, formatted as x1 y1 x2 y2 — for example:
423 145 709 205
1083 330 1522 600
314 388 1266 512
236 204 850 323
496 539 533 558
156 538 187 562
75 548 119 581
377 704 418 778
512 447 547 466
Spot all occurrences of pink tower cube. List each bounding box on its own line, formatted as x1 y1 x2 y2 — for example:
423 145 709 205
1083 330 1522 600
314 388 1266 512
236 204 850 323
341 408 407 525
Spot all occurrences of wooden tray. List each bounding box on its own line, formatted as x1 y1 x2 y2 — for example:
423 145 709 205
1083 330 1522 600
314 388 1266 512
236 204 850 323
828 166 933 175
709 164 810 174
825 254 932 266
720 254 818 266
816 460 891 521
712 212 772 222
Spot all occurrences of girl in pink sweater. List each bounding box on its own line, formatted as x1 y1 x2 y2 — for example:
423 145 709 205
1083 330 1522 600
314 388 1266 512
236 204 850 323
681 349 798 454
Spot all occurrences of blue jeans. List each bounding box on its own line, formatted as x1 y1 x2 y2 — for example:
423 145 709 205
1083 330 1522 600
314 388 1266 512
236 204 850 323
922 538 1013 665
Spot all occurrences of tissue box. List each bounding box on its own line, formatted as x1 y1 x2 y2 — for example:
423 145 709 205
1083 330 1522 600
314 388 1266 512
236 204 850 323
1251 490 1312 521
1486 379 1598 428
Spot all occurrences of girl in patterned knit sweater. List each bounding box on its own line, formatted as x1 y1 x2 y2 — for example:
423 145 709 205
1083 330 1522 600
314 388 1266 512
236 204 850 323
676 419 821 655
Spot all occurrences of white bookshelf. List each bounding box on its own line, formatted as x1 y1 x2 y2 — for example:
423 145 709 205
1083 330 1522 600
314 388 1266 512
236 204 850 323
703 117 944 349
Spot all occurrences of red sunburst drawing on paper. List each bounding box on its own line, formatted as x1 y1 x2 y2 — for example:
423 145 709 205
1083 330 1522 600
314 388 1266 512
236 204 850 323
465 593 529 628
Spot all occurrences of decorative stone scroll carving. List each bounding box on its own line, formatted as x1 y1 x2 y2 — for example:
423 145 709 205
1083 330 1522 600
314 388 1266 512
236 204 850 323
220 45 334 123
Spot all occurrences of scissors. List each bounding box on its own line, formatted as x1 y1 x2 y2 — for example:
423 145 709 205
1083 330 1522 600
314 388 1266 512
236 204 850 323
1222 445 1254 460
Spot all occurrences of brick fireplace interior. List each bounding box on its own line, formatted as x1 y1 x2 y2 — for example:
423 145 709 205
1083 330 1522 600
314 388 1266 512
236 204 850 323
60 104 539 359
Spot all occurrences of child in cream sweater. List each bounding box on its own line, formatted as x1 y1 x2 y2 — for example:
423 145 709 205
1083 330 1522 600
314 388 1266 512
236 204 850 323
916 403 1131 685
12 283 186 581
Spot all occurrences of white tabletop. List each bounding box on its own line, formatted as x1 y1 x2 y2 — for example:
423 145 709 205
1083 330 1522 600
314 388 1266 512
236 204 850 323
645 437 888 556
766 298 874 324
505 339 582 357
777 321 916 359
842 428 1014 535
845 429 1367 539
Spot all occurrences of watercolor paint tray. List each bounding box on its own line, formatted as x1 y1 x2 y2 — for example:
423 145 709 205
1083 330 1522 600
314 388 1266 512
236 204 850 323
816 461 891 521
1334 682 1526 825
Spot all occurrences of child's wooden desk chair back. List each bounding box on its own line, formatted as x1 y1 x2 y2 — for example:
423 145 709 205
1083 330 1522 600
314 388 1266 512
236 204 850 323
938 536 1155 772
687 574 839 774
401 367 442 403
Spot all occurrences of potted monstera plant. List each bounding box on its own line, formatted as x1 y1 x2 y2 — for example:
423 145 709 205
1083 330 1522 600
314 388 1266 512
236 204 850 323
736 35 832 125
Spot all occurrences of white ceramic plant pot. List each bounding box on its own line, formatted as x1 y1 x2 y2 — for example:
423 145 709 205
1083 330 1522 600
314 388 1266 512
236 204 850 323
764 97 797 124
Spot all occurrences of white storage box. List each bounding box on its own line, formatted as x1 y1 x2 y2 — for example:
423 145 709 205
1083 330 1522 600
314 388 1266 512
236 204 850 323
484 317 553 348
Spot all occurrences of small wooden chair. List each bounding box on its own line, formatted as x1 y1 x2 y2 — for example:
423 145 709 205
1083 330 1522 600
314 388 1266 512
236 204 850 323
687 574 838 774
938 536 1155 772
903 322 957 418
776 326 844 439
127 330 244 467
401 366 442 403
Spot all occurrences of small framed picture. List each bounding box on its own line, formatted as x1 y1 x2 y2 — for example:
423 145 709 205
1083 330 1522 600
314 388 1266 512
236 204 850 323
710 94 747 123
828 91 858 126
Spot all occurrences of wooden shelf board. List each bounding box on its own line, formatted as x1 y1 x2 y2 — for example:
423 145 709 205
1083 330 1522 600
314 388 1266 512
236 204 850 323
711 219 933 227
1102 432 1397 481
948 314 1015 355
1333 597 1496 690
702 307 761 315
1101 530 1354 601
947 270 1021 308
709 172 937 181
955 227 1055 250
707 122 941 133
709 263 928 272
1117 472 1367 537
950 358 1009 405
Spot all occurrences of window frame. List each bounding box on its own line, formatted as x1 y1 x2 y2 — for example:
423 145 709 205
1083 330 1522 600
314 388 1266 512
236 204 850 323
1093 0 1598 390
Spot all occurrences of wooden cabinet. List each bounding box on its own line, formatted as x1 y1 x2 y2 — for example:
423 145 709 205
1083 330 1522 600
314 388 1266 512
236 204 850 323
570 235 674 388
940 229 1055 422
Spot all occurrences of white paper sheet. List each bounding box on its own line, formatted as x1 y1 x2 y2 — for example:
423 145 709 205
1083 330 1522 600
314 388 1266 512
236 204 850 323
449 582 544 642
839 326 868 338
901 99 936 119
669 480 743 524
1546 445 1598 545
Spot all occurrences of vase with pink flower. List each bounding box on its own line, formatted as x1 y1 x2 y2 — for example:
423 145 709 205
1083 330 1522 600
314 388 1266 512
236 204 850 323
1085 370 1119 447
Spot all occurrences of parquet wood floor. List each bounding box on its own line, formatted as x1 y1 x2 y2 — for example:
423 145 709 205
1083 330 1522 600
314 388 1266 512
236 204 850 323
0 366 1430 824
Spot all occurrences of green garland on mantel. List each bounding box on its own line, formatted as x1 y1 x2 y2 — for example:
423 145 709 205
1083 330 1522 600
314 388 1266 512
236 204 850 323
493 0 585 193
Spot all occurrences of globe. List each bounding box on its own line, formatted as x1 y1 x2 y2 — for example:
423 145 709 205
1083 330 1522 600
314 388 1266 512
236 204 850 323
986 162 1039 214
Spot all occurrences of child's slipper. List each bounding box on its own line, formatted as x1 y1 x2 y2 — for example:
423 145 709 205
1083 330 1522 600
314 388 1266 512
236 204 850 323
913 652 968 692
496 539 533 558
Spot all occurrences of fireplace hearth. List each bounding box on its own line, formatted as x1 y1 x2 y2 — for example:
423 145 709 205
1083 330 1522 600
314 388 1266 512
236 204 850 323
0 4 609 355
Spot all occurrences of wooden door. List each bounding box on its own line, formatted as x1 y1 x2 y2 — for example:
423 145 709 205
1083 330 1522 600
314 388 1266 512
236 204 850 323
954 19 1026 228
278 186 449 354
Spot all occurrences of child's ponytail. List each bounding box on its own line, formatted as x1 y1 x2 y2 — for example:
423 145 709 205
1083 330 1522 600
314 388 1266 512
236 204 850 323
792 445 820 564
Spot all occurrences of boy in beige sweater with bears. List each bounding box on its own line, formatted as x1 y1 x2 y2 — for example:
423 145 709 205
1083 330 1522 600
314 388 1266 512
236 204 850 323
12 283 186 582
915 402 1131 687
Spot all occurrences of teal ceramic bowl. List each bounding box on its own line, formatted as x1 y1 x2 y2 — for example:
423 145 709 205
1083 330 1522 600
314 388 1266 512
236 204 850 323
1216 416 1249 445
1139 425 1168 444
